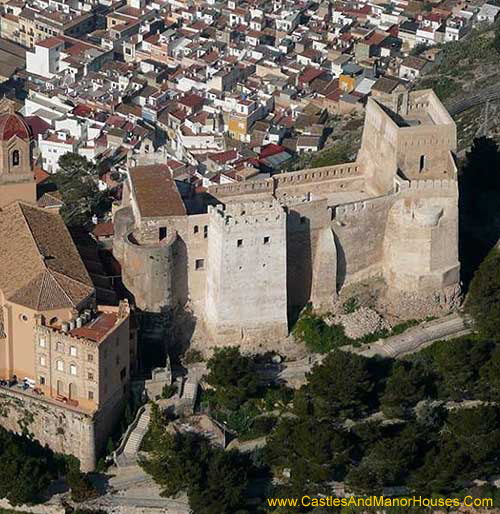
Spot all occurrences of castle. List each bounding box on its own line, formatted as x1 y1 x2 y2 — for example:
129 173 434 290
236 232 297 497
113 89 461 345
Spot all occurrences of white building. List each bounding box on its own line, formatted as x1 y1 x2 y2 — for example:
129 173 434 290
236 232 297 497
39 130 79 173
26 37 64 79
477 3 500 23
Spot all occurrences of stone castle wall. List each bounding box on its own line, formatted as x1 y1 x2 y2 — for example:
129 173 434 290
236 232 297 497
112 89 461 344
0 384 125 472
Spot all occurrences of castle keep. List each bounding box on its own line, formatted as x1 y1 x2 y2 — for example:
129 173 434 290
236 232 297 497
113 89 461 344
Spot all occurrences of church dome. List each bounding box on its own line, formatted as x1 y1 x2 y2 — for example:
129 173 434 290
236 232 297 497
0 113 31 141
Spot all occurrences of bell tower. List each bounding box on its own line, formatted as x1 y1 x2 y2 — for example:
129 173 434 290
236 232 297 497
0 100 36 208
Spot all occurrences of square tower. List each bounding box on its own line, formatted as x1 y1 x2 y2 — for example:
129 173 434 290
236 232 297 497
205 201 288 343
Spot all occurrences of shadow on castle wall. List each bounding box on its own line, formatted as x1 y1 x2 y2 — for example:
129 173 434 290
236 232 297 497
286 210 312 327
458 136 500 292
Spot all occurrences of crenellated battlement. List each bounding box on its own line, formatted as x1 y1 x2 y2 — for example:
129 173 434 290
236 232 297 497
208 162 362 198
208 200 285 230
397 178 458 192
333 194 392 218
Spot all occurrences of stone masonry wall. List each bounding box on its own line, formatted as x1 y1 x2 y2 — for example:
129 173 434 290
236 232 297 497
0 387 96 471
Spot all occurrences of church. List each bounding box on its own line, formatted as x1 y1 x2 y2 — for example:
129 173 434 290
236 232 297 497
0 101 136 471
0 102 36 207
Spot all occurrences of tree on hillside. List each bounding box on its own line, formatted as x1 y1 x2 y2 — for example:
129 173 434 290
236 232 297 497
380 361 433 419
53 153 111 227
346 425 428 493
412 406 500 493
423 337 492 400
205 347 259 410
141 429 251 514
0 427 61 505
302 350 375 420
265 417 353 494
479 344 500 400
466 247 500 340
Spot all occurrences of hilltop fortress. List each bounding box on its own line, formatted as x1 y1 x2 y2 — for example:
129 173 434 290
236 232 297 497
113 89 461 345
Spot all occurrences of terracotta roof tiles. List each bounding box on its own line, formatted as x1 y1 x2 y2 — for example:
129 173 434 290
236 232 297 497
0 202 94 311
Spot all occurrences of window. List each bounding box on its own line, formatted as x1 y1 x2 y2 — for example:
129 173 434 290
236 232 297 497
88 391 94 400
70 364 77 376
264 236 270 245
193 225 199 234
204 225 208 239
419 154 426 173
237 239 243 247
120 367 126 381
195 259 205 270
39 376 45 385
70 346 77 357
39 338 46 348
39 355 46 366
159 226 167 241
56 341 64 352
12 150 19 167
19 313 28 321
56 360 64 371
87 372 94 380
87 353 94 362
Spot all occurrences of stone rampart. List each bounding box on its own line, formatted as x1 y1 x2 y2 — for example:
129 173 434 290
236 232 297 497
0 386 96 471
208 162 362 198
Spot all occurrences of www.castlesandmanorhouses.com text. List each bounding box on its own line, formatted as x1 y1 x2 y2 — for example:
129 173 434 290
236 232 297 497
267 495 494 509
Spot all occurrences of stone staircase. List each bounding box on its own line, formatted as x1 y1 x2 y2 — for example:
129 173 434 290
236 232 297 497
115 403 151 467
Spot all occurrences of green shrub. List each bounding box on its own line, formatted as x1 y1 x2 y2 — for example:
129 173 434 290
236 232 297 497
293 313 349 353
161 383 177 399
239 415 277 441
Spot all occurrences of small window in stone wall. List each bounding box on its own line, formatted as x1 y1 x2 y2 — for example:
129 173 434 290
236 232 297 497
264 236 270 245
12 149 19 167
70 346 77 357
88 353 94 362
195 259 205 270
159 226 167 241
56 341 64 352
56 359 64 371
194 225 199 234
237 239 243 247
39 376 45 385
70 364 77 376
88 390 94 400
204 225 208 238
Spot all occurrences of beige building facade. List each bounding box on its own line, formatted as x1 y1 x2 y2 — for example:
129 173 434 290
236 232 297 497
0 111 136 470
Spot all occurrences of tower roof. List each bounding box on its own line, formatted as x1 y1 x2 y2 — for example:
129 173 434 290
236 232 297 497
0 113 31 141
